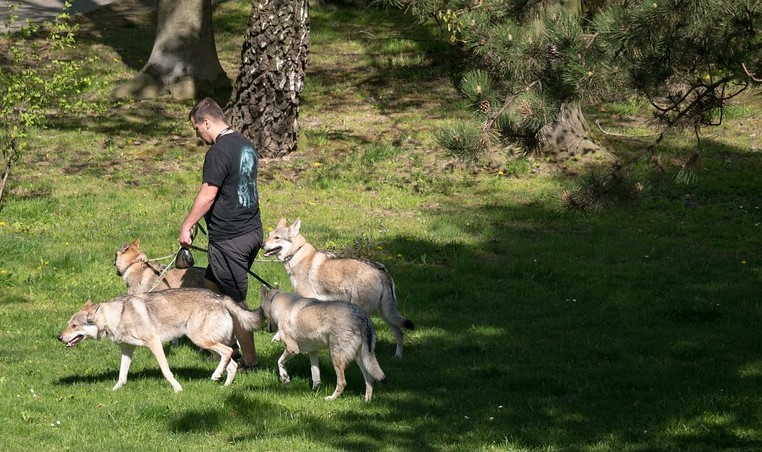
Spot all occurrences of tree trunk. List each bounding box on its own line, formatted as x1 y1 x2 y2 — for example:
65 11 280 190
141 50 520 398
112 0 230 100
538 102 603 160
227 0 310 158
534 1 604 162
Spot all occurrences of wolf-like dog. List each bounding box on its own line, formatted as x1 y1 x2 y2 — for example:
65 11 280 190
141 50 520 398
260 286 387 402
262 218 414 358
58 288 265 392
115 237 221 295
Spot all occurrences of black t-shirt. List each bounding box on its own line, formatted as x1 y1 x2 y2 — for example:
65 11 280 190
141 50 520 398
202 132 262 241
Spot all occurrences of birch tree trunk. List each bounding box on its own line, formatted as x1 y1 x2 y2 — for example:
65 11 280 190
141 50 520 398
226 0 310 158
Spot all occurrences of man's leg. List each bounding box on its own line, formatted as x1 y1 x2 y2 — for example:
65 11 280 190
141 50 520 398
207 233 261 368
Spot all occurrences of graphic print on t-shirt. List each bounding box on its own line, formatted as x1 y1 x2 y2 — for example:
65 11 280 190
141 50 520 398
237 146 258 208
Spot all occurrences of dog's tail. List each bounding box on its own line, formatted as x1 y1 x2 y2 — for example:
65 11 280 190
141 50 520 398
377 266 415 331
360 315 387 384
223 297 266 331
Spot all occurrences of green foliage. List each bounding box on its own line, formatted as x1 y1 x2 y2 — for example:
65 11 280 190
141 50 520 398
561 167 641 212
435 121 486 162
504 156 532 176
459 69 493 110
0 2 96 205
381 0 762 166
362 143 404 164
591 0 762 130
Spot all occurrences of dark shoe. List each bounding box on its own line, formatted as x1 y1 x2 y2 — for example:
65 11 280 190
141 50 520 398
237 360 260 372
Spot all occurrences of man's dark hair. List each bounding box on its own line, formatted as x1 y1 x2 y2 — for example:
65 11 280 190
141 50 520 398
189 97 227 124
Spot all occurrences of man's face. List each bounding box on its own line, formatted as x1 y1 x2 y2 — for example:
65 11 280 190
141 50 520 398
191 117 213 145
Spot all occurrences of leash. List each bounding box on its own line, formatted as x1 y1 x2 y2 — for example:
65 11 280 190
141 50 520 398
147 252 179 292
192 223 275 289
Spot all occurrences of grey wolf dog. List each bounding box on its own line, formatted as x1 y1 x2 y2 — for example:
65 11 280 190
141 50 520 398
58 288 264 392
115 237 221 294
259 286 386 402
262 218 414 357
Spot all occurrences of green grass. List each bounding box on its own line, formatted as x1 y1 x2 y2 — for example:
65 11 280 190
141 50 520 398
2 1 762 451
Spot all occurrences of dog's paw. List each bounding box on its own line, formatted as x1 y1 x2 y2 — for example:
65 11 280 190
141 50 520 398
311 381 321 390
112 381 125 391
280 375 291 385
271 332 281 343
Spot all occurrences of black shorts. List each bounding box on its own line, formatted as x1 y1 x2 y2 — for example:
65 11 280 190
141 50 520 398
205 230 262 303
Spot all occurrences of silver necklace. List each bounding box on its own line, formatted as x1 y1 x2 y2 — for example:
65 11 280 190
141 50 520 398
215 127 231 142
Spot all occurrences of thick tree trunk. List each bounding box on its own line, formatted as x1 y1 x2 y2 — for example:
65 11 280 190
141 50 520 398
538 102 604 160
227 0 310 158
112 0 230 100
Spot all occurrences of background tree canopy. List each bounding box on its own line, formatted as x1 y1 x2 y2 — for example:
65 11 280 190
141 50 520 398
383 0 762 166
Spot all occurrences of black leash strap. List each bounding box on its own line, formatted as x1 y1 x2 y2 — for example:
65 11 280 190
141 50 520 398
192 224 274 289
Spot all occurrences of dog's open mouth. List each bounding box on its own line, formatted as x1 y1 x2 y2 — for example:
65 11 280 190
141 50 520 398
65 335 84 347
263 247 281 257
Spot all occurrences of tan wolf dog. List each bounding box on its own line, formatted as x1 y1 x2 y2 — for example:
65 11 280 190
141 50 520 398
115 237 261 366
58 288 264 392
115 237 221 294
259 286 387 402
262 218 414 358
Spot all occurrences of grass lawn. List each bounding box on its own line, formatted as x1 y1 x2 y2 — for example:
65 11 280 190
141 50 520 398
1 1 761 451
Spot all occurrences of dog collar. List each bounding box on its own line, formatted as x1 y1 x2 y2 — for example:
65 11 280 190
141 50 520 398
118 258 146 277
282 244 304 264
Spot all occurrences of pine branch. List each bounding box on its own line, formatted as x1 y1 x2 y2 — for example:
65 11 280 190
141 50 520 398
742 63 762 83
480 80 540 149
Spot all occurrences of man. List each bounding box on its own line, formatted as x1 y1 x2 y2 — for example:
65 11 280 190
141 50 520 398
179 97 262 370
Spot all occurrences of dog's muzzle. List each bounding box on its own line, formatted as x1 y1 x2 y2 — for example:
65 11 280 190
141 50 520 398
263 247 281 257
58 334 84 347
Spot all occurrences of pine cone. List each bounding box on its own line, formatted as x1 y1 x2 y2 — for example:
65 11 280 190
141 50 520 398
478 99 490 114
518 102 532 119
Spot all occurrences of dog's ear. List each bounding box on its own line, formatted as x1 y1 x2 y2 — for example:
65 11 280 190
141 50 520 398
260 285 268 300
86 304 101 325
82 300 96 318
276 218 288 229
290 218 301 235
131 237 141 248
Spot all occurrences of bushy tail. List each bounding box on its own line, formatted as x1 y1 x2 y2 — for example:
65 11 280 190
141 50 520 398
378 266 414 331
361 316 387 383
223 298 266 331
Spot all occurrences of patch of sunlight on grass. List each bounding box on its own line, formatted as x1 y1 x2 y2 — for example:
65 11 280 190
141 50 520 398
738 360 762 378
414 327 449 342
732 427 762 441
467 325 506 337
723 103 761 120
666 412 736 437
585 435 631 452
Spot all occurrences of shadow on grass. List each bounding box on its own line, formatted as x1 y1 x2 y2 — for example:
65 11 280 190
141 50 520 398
12 2 762 449
57 365 216 386
40 140 762 450
226 145 761 450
